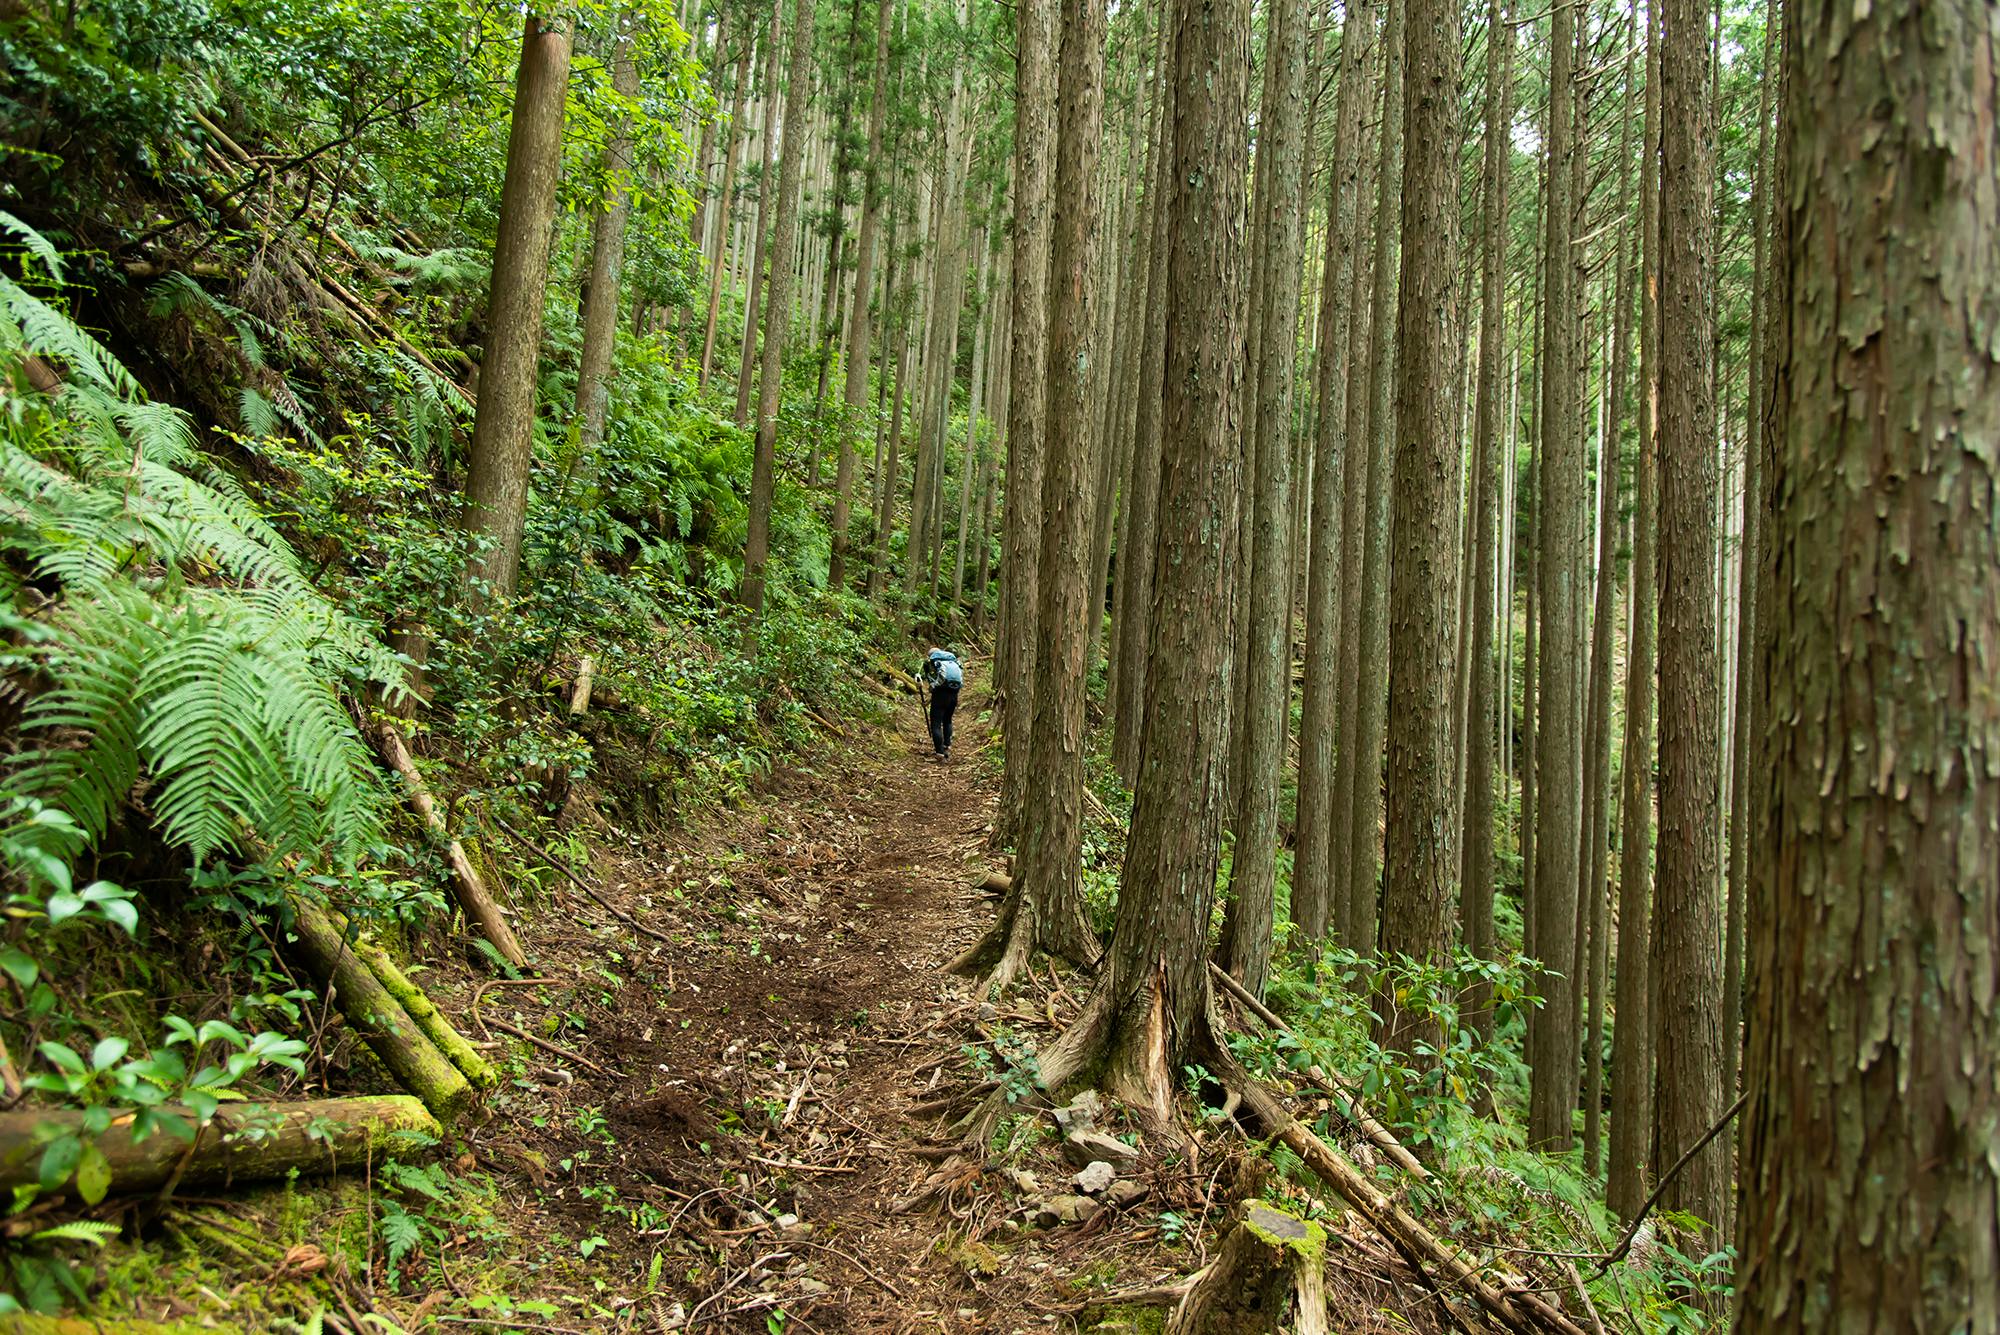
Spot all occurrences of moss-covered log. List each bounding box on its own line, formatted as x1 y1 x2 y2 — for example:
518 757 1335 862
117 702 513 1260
0 1096 439 1198
287 899 475 1123
348 934 497 1091
375 723 528 968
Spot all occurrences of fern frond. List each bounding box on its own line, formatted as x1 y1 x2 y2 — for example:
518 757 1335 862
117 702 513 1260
0 277 136 396
0 210 66 284
239 387 281 438
16 589 161 838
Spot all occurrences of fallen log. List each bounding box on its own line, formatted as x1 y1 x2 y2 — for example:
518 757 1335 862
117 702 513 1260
1167 1201 1329 1335
0 1096 438 1199
347 934 497 1091
375 723 528 967
287 899 475 1123
1208 963 1430 1182
1229 1077 1590 1335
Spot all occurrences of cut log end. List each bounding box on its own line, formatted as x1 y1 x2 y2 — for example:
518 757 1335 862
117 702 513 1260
1167 1201 1329 1335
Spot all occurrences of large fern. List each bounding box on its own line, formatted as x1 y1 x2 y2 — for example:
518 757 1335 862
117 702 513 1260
1 236 402 866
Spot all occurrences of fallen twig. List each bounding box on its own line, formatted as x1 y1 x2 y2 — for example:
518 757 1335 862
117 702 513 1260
1209 963 1432 1181
478 1015 629 1080
1588 1090 1746 1278
492 816 677 947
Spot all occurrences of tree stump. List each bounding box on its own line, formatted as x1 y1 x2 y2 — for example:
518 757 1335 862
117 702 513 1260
1168 1201 1329 1334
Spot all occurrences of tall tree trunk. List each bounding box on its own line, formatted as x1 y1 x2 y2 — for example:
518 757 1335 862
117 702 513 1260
1222 0 1309 998
699 33 754 389
1375 0 1460 1057
1650 0 1726 1241
954 243 993 604
740 0 818 624
734 9 785 427
831 0 895 592
1459 0 1511 1078
1027 0 1246 1125
575 15 640 451
464 14 572 604
1108 18 1175 786
1013 0 1105 965
1580 38 1639 1177
870 322 913 598
1291 0 1376 943
1607 0 1661 1220
1723 0 1779 1100
1328 91 1379 948
1526 0 1585 1152
1737 0 2000 1323
995 0 1059 843
1340 0 1404 953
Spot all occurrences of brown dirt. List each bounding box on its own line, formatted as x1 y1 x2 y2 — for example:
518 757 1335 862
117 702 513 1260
430 683 1224 1334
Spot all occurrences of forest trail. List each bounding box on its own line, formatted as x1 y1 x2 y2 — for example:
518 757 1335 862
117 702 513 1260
466 680 1123 1333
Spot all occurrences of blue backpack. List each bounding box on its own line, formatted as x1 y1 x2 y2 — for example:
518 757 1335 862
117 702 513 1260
926 649 963 690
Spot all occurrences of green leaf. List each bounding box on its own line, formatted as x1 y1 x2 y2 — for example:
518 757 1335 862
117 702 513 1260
90 1037 129 1071
73 1142 112 1205
37 1042 86 1076
37 1135 80 1191
44 891 84 925
0 947 38 987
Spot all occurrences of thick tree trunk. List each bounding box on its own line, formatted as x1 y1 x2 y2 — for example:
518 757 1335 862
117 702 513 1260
740 0 818 625
0 1098 440 1199
1651 0 1726 1242
1375 0 1460 1059
1290 0 1375 942
1222 0 1308 999
1526 0 1584 1152
1005 0 1105 987
463 14 571 603
1735 2 2000 1327
1029 0 1246 1124
575 15 640 451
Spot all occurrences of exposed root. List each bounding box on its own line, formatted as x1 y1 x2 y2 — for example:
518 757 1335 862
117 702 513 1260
947 871 1100 1002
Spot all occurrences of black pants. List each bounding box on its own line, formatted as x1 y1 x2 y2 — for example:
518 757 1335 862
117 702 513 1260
928 684 960 756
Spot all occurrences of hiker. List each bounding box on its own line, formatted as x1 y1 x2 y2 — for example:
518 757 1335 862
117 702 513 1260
921 647 963 761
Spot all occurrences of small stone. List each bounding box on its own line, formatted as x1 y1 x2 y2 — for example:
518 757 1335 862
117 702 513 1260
1106 1179 1148 1209
1062 1128 1139 1168
1033 1194 1102 1228
775 1213 812 1239
798 1278 831 1297
1073 1160 1117 1195
1050 1090 1103 1134
977 1002 999 1023
1001 1167 1042 1194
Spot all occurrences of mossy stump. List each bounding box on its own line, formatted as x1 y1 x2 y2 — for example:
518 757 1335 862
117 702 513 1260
1167 1201 1329 1334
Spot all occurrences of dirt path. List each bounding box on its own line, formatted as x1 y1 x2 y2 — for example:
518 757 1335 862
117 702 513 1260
459 684 1174 1332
